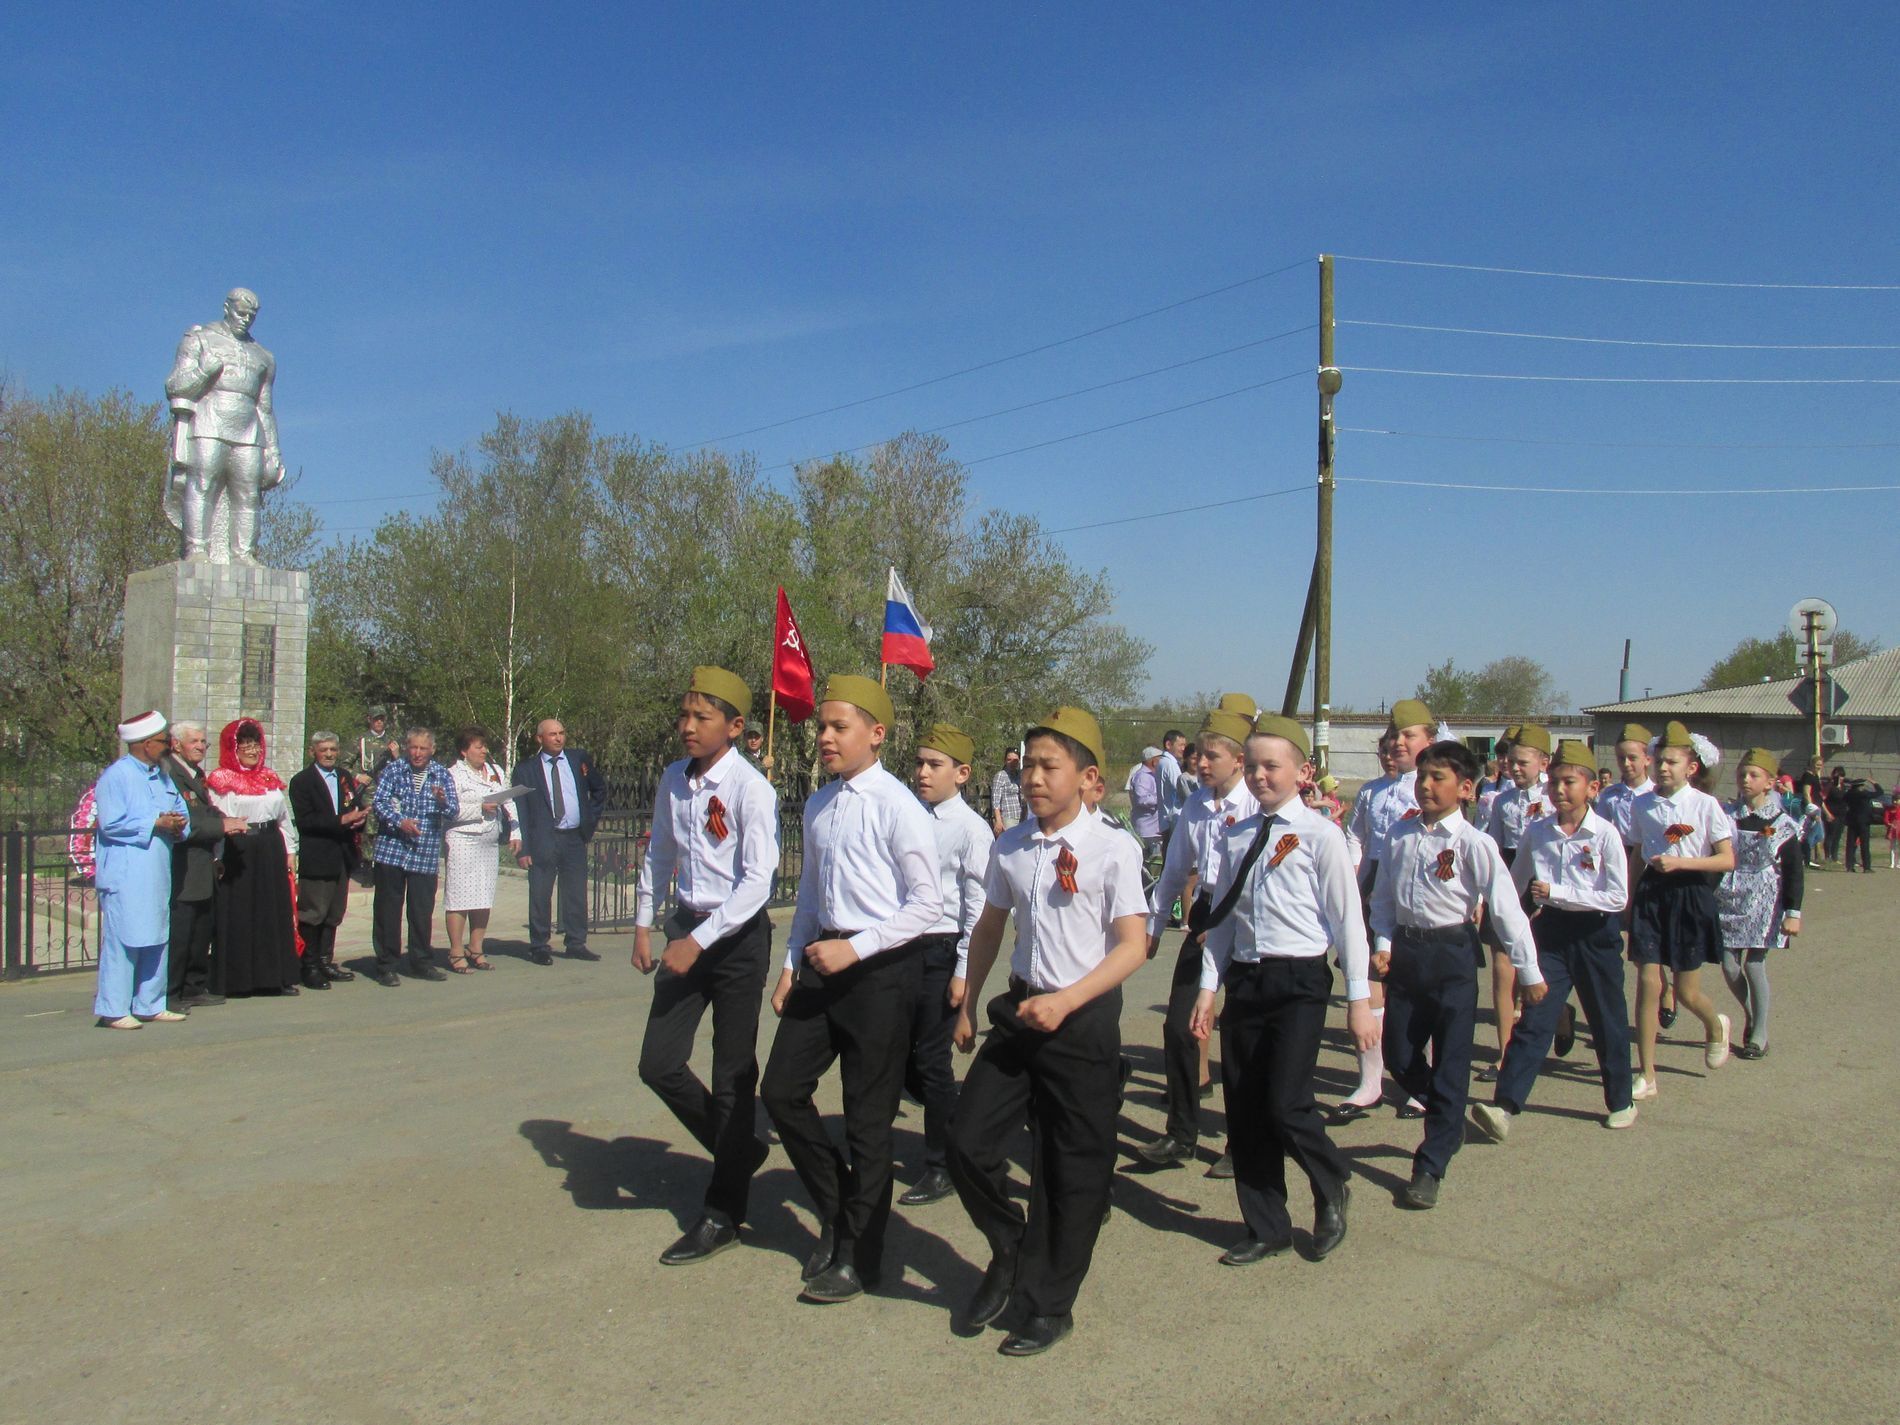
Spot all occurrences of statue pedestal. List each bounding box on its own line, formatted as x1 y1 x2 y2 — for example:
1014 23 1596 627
121 562 309 781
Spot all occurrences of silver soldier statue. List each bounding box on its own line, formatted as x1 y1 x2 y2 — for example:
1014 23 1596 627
163 287 285 563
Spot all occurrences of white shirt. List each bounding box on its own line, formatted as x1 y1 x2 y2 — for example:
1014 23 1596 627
1342 770 1418 872
1631 784 1735 863
1483 774 1551 852
208 785 298 856
1368 810 1540 982
637 746 780 948
542 752 581 830
1596 779 1653 848
785 762 943 970
1147 777 1259 936
1511 807 1629 914
923 791 995 977
985 806 1147 992
1200 798 1371 999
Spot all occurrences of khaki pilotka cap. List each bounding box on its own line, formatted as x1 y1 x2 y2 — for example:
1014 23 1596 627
1552 739 1595 773
1217 692 1259 720
1740 747 1780 777
1252 713 1312 759
1616 722 1653 746
1514 723 1554 755
1388 698 1434 732
688 666 752 718
1031 707 1106 769
917 723 976 767
1658 720 1696 749
823 674 895 729
1198 709 1255 746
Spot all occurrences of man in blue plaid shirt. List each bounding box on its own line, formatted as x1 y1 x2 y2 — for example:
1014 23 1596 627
370 727 460 986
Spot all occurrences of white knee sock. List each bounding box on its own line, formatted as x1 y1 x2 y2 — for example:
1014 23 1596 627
1346 1008 1385 1106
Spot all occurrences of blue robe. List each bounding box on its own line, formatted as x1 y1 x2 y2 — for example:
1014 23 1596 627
92 754 187 1018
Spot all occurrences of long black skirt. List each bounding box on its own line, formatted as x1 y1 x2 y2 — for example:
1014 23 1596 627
214 828 301 995
1630 869 1721 971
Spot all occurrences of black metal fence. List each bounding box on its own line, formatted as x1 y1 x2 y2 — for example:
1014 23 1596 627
588 801 807 931
3 822 101 977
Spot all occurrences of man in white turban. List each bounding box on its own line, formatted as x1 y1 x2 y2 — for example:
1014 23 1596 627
92 711 191 1028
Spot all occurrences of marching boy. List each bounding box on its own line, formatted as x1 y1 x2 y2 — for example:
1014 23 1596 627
1139 706 1258 1168
1189 717 1377 1265
1369 740 1540 1210
948 708 1148 1357
1477 721 1553 1077
632 667 780 1265
899 723 995 1208
761 676 943 1304
1470 739 1637 1144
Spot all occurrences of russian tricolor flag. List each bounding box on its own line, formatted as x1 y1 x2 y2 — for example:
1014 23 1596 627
882 566 935 680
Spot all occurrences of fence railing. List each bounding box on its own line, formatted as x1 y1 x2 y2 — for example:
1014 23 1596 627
3 823 101 978
587 802 807 931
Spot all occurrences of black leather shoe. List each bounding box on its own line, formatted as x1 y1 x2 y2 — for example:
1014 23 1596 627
1327 1099 1374 1125
280 984 300 995
409 958 447 981
801 1228 836 1282
1311 1185 1349 1259
1206 1152 1235 1180
1401 1170 1440 1210
1395 1101 1426 1121
1198 1079 1215 1101
373 969 402 988
567 946 601 961
321 963 355 982
180 992 225 1008
799 1261 864 1303
900 1167 955 1206
1136 1134 1195 1167
1474 1065 1499 1083
1219 1234 1292 1266
659 1216 739 1266
300 972 331 990
964 1253 1017 1328
1658 1005 1678 1029
998 1313 1072 1356
1734 1043 1767 1060
529 948 555 966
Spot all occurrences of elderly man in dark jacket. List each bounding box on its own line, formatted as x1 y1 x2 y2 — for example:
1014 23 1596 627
290 730 373 988
163 722 246 1010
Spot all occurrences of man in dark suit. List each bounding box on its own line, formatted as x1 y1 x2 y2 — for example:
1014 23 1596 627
163 721 246 1010
290 730 373 987
512 718 607 965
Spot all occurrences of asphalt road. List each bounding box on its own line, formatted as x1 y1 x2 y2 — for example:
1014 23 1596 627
3 864 1894 1424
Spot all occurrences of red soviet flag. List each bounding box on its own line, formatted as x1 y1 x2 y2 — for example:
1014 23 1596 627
773 586 816 723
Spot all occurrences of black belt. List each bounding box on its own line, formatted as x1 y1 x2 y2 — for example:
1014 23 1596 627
246 821 276 833
1537 905 1610 925
1394 923 1479 945
1007 975 1046 997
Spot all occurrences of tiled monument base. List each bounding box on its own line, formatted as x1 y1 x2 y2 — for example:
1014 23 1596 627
121 562 309 782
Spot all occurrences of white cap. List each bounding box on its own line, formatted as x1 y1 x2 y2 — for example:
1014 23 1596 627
117 710 168 742
1140 744 1163 760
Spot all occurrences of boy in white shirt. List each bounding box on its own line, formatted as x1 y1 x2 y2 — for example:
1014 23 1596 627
1477 722 1553 1078
948 708 1148 1357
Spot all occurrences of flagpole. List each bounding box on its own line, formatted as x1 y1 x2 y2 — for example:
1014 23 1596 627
880 663 888 690
764 683 778 782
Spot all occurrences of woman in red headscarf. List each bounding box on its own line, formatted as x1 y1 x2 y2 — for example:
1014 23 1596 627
206 718 302 996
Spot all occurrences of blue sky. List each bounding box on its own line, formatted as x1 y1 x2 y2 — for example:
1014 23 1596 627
4 4 1896 712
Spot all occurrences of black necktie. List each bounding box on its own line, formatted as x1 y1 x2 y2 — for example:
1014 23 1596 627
548 755 566 822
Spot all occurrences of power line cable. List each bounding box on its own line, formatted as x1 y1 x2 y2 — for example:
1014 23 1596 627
1338 319 1900 351
761 325 1314 473
1341 366 1900 385
682 258 1310 446
1333 255 1900 292
1336 425 1900 452
1046 481 1309 535
1340 475 1900 497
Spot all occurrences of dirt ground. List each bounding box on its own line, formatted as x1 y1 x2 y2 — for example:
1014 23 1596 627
4 865 1896 1424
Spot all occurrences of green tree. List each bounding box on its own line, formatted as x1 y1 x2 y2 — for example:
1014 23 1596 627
1416 659 1479 716
1415 655 1564 717
1701 630 1881 689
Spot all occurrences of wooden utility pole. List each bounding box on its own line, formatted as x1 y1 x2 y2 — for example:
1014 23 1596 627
1313 255 1339 775
1806 611 1824 766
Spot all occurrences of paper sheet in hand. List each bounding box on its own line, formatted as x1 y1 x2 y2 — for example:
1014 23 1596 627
481 787 528 808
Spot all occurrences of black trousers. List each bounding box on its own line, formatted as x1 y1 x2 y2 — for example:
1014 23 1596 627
1383 924 1481 1180
1844 821 1872 871
371 864 437 967
948 982 1122 1319
903 934 962 1172
1160 894 1212 1144
760 942 923 1276
1222 957 1350 1242
1824 819 1845 860
528 829 589 952
167 896 215 1000
1494 908 1632 1114
637 909 772 1226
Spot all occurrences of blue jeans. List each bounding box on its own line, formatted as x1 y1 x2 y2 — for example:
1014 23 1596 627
1494 908 1632 1114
